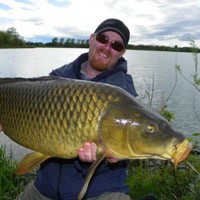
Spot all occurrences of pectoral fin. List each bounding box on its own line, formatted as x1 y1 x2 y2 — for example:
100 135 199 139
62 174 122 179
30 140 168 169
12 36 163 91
78 152 105 200
16 151 50 175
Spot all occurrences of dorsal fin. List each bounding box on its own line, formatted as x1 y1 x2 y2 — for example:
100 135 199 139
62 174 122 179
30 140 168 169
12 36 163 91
0 76 63 84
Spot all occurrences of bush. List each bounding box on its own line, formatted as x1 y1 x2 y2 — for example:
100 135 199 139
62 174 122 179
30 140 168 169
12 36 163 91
127 154 200 200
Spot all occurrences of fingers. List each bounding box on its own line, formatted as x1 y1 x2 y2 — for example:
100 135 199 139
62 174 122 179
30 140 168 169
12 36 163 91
78 142 97 162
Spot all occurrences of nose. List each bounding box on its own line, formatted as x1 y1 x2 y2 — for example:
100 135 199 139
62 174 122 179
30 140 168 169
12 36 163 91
102 42 112 51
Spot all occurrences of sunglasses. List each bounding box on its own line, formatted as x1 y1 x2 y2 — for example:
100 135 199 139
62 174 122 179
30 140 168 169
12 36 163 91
94 33 125 52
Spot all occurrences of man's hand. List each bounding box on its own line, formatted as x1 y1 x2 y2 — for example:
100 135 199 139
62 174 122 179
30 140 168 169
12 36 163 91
78 142 119 163
78 142 97 162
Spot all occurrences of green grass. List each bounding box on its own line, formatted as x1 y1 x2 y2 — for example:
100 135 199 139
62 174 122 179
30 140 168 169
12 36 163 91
127 154 200 200
0 146 33 200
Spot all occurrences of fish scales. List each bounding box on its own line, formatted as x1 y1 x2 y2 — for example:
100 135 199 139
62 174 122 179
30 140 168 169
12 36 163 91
0 78 123 157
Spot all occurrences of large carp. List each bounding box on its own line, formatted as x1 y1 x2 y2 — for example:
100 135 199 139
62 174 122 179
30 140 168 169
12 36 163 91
0 77 192 199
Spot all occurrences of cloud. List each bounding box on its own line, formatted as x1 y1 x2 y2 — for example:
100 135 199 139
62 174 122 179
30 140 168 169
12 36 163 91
0 0 199 47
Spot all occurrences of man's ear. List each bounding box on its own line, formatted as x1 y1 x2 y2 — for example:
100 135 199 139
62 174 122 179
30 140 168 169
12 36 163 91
89 34 95 45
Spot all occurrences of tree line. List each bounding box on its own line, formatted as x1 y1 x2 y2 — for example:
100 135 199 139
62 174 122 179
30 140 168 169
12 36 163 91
0 27 199 52
27 37 90 48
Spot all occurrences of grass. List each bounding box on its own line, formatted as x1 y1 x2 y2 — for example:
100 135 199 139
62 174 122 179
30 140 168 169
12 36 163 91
0 146 34 200
0 145 200 200
127 154 200 200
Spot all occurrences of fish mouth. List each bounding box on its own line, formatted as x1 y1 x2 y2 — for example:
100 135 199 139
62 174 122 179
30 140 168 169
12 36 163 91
170 139 193 167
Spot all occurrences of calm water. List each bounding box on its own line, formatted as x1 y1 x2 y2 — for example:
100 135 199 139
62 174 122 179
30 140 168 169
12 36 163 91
0 48 199 159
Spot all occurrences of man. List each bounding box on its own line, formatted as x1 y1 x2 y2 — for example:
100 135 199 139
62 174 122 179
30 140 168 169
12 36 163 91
14 18 155 200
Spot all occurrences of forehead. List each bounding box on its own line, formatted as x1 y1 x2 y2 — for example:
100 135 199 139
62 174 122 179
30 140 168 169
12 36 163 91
101 31 123 42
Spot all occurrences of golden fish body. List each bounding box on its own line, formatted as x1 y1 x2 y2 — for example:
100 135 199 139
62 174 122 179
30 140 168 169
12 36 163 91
0 77 192 171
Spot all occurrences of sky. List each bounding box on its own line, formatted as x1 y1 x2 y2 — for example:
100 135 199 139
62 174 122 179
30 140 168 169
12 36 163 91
0 0 200 47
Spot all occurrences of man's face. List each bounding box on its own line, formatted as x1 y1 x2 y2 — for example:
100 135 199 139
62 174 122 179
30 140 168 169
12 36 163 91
88 31 126 72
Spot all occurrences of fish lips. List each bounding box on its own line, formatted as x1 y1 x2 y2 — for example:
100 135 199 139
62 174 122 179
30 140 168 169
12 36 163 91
171 139 193 167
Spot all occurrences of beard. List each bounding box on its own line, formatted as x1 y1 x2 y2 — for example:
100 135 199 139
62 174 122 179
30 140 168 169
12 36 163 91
89 58 108 72
89 49 111 72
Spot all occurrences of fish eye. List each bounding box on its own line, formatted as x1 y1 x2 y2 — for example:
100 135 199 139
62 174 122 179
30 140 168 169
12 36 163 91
146 123 156 133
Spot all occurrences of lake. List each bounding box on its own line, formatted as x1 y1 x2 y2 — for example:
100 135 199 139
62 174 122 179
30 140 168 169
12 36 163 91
0 48 199 159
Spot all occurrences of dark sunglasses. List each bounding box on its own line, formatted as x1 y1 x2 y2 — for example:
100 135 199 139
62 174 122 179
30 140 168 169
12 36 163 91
94 33 125 52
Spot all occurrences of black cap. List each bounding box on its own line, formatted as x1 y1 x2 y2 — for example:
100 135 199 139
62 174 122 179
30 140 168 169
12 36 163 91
94 18 130 47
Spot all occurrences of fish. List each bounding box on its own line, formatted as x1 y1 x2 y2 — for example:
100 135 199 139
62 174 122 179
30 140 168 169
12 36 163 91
0 77 192 200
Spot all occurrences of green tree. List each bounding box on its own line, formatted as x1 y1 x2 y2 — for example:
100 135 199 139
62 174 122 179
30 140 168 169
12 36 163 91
52 37 58 46
0 27 25 47
59 38 65 46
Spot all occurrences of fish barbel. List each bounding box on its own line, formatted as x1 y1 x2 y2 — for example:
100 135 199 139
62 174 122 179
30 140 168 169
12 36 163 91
0 77 192 199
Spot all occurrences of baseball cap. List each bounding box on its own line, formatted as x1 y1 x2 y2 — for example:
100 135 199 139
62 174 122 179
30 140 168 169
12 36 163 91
94 18 130 47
